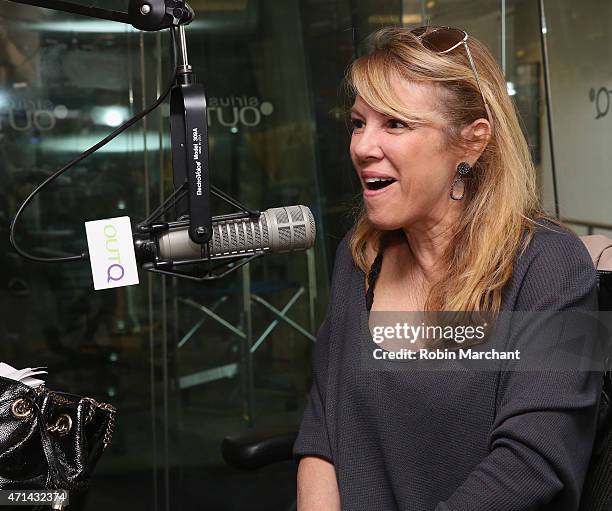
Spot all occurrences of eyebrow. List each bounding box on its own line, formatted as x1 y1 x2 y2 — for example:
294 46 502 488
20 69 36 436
349 107 430 126
350 108 411 121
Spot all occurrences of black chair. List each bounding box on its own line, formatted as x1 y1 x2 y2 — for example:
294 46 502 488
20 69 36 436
222 427 298 511
579 235 612 511
580 370 612 511
222 427 298 471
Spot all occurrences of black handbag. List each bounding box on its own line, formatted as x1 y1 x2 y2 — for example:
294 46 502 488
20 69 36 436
0 375 116 509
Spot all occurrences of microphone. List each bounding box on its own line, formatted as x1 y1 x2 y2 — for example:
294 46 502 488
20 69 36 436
136 205 316 264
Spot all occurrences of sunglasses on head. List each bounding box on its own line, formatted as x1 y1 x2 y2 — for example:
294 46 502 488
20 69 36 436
410 26 494 129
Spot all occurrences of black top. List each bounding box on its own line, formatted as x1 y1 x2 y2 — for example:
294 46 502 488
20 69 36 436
294 220 602 510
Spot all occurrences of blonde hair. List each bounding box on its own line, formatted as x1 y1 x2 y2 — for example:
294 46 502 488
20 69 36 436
348 26 548 312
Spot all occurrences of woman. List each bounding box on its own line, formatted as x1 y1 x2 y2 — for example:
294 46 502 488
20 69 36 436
294 26 601 510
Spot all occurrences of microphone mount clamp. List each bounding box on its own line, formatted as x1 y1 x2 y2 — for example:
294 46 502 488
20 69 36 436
134 182 262 282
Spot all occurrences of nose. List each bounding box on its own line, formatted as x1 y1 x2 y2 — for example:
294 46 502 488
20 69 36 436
351 127 384 164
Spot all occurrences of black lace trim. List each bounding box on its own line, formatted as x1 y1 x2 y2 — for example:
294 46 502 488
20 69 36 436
365 252 384 312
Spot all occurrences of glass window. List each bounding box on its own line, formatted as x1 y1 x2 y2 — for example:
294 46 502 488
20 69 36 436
4 0 610 509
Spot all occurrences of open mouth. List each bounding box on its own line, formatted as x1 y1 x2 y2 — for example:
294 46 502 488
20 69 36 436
365 177 397 191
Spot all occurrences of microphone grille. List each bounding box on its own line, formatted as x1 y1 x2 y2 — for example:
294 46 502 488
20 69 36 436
261 219 269 245
210 213 270 256
304 207 316 242
277 208 289 224
290 207 304 222
264 205 316 252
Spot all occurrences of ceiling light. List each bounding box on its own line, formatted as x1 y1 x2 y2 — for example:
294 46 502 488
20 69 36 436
91 106 130 127
402 14 423 24
368 14 400 24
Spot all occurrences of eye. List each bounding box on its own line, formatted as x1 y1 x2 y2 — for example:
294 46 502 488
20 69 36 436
387 119 412 130
350 118 365 131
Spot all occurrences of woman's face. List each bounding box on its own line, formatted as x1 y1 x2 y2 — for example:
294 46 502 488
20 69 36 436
350 76 463 232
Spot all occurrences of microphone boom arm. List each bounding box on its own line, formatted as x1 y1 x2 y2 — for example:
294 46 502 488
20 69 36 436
6 0 194 31
7 0 130 23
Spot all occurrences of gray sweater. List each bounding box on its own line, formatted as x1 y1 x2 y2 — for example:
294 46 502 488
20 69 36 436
294 220 602 510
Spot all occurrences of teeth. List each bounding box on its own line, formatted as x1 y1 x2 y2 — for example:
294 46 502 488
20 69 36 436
364 176 397 191
365 177 394 183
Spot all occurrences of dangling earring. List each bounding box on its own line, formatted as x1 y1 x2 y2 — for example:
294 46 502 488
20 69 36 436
450 161 472 201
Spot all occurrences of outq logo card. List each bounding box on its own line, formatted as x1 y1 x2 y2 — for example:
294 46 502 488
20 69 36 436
85 216 139 290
